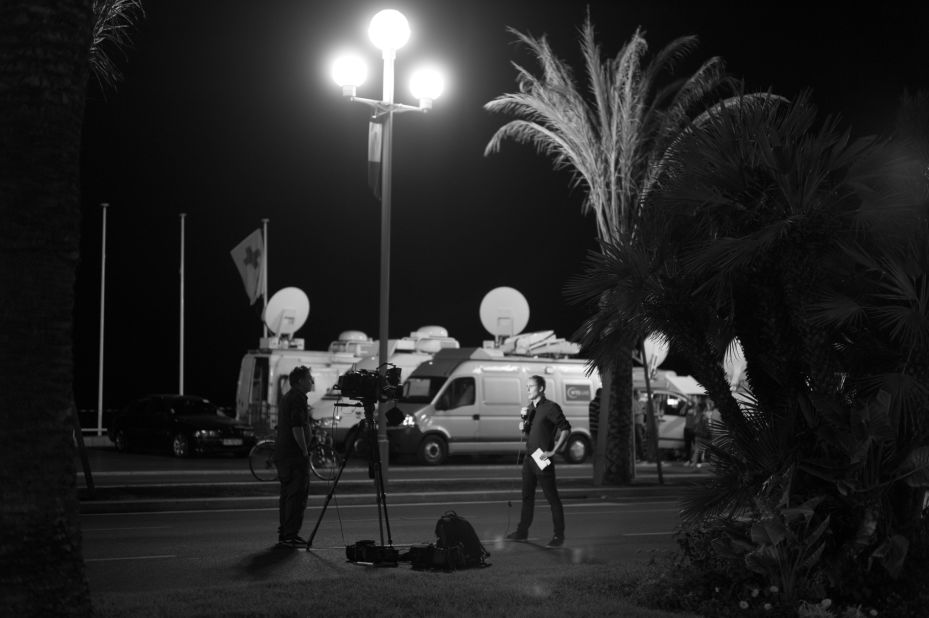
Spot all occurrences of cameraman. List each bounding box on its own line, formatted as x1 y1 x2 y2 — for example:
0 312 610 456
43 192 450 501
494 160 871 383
274 366 314 548
506 375 570 548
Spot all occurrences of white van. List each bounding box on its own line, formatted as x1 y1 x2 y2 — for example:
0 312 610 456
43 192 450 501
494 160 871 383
234 331 374 433
387 347 601 465
633 371 707 456
235 326 458 437
311 328 459 447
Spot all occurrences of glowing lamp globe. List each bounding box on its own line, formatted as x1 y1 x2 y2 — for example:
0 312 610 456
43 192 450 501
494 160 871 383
331 53 367 96
409 67 444 108
368 9 410 51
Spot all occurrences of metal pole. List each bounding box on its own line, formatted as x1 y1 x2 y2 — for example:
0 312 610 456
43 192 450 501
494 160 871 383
179 213 185 395
97 203 108 436
377 49 396 482
261 218 269 338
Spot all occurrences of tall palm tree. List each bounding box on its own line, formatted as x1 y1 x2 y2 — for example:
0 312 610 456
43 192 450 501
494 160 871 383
485 12 734 483
0 1 141 613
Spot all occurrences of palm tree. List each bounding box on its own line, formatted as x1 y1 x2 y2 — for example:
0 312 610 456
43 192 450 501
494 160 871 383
0 1 141 613
586 89 929 588
485 12 734 484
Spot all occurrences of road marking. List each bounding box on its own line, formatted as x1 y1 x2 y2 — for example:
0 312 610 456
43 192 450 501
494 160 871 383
81 498 681 517
85 554 176 562
623 531 673 536
565 501 677 508
82 526 171 532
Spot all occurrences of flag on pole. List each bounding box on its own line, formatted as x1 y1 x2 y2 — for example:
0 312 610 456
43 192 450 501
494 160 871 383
367 117 384 199
230 228 263 305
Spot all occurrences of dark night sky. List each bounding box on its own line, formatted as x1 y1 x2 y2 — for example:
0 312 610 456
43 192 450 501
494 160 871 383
75 0 929 410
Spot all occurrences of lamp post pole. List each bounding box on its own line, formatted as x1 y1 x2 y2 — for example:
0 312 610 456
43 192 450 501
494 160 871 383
332 9 444 482
377 50 395 477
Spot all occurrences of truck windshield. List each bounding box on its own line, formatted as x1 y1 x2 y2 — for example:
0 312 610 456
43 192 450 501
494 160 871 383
400 377 447 404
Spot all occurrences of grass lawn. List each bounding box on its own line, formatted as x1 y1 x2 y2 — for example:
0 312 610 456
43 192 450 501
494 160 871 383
93 557 697 617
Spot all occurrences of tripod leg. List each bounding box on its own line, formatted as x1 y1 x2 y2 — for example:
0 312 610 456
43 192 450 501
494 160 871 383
305 433 354 551
369 430 393 547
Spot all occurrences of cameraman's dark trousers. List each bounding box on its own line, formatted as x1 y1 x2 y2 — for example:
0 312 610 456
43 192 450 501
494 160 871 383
276 458 309 540
516 459 564 538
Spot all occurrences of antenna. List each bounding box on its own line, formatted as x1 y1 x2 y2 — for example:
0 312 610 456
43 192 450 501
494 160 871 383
263 287 310 345
479 286 530 345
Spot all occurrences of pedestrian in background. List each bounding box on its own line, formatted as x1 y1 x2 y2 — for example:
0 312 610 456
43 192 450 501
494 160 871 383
507 375 571 548
690 403 712 470
274 365 314 548
588 387 601 453
683 400 703 465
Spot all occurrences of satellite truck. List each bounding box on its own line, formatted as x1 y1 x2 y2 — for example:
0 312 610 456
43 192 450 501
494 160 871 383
383 287 709 465
233 287 458 435
385 287 603 465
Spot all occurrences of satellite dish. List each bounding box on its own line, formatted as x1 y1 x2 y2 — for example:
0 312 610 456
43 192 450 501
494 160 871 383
263 287 310 337
723 337 747 388
643 333 669 369
480 287 530 338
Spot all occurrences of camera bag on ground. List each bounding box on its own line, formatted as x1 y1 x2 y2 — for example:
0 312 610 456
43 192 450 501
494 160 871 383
345 540 398 566
401 542 467 571
434 510 490 568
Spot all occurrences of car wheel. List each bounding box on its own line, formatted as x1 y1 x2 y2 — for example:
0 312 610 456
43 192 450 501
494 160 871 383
417 434 447 466
343 425 370 460
562 433 590 464
114 429 130 453
171 433 190 458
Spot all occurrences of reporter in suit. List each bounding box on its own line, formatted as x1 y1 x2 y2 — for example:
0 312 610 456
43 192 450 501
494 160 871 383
506 375 571 547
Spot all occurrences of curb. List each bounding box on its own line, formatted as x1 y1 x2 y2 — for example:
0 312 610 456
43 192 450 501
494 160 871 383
78 480 702 514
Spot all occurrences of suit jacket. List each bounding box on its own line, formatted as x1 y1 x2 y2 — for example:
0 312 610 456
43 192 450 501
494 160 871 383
524 396 571 455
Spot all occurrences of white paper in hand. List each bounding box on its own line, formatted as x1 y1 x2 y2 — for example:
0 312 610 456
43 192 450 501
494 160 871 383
531 448 551 470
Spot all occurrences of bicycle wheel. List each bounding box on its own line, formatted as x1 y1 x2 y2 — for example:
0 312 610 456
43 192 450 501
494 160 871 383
248 440 278 482
309 435 340 481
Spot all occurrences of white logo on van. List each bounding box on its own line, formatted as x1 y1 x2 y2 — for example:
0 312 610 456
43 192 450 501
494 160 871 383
565 385 591 401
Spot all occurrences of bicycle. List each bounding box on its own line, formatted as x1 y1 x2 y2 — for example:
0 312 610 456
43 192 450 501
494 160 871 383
248 420 341 482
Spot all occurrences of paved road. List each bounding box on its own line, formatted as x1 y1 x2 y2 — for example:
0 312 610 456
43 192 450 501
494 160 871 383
82 494 682 595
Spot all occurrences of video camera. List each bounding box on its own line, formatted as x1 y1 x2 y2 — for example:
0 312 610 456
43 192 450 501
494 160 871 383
336 364 402 403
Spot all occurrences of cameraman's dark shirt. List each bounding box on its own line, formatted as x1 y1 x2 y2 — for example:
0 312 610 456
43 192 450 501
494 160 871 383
275 387 308 463
524 397 571 472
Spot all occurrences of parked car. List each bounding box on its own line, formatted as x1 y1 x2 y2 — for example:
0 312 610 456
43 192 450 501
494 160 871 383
108 394 257 457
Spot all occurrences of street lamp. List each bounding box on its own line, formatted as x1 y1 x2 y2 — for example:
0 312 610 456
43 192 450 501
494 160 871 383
331 9 444 479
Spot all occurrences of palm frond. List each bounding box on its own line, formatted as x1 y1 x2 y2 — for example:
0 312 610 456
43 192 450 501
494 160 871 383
89 0 144 93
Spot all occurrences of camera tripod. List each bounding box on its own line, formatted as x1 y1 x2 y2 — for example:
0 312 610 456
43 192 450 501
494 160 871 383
305 399 396 566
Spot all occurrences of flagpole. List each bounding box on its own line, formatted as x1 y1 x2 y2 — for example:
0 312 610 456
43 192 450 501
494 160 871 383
179 213 186 395
261 218 269 338
97 203 108 436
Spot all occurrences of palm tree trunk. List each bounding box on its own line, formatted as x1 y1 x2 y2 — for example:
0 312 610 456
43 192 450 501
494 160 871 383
594 348 634 485
0 1 94 614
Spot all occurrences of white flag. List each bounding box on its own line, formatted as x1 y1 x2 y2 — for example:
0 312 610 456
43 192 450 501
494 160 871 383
230 228 263 305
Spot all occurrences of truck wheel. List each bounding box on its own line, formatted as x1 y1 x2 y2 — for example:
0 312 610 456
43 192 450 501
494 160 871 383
562 433 590 464
343 425 370 460
417 435 447 466
114 429 130 453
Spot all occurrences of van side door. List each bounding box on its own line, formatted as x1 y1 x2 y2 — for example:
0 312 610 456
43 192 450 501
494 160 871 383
478 375 524 446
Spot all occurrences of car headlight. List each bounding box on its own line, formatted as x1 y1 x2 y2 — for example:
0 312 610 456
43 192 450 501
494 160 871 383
194 429 220 439
401 414 416 428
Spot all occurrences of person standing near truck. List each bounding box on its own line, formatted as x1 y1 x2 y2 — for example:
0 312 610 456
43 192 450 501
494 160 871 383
506 375 571 548
274 365 315 548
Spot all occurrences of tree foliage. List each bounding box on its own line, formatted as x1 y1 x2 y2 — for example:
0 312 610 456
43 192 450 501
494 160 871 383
578 86 929 604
